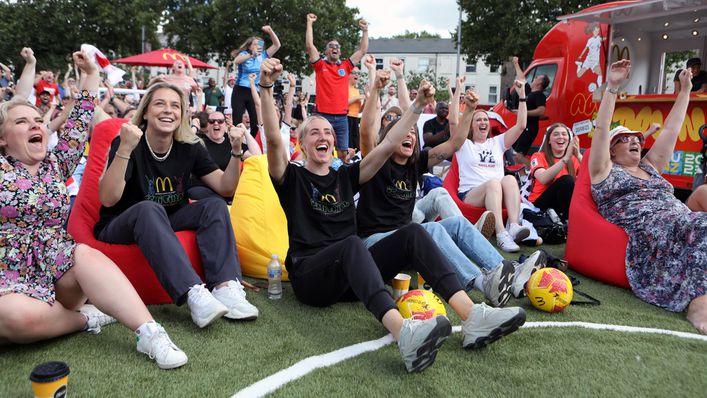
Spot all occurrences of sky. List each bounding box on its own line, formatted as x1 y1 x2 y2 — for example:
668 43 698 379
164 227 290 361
345 0 460 39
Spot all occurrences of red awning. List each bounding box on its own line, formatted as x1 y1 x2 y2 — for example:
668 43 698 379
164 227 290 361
113 48 217 69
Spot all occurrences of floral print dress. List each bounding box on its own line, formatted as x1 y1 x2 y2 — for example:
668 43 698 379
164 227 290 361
592 161 707 312
0 91 94 304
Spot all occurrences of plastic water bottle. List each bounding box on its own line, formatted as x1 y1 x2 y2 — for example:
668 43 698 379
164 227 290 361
267 254 282 300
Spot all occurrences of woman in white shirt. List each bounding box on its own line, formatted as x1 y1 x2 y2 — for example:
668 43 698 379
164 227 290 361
456 80 529 252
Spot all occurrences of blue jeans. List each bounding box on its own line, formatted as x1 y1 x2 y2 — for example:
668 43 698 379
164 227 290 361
361 216 504 290
318 113 349 150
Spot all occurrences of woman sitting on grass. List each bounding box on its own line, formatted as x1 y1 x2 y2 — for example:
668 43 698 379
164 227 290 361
357 74 545 307
456 80 530 253
589 60 706 334
261 59 527 373
527 123 582 221
0 49 187 368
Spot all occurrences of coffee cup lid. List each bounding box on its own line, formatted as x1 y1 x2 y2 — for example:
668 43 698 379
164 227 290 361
30 361 70 382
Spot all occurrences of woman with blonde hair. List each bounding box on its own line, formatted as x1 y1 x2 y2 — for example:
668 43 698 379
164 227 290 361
95 81 259 329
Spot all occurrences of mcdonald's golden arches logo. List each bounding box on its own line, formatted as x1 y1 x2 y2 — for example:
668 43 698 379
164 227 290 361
394 180 409 191
155 177 174 193
162 52 189 62
320 193 337 203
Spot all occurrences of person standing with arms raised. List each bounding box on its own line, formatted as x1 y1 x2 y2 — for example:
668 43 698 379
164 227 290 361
305 13 368 161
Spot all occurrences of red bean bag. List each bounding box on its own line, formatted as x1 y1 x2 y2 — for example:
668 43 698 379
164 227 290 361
565 149 630 288
67 119 206 304
443 154 507 224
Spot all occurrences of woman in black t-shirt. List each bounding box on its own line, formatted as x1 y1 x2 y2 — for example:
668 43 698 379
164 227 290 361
95 82 259 329
261 59 526 373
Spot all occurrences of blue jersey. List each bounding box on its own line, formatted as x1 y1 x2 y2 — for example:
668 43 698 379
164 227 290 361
236 51 269 88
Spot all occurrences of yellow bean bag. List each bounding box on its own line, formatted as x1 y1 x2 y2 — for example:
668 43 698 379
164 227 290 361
231 155 289 281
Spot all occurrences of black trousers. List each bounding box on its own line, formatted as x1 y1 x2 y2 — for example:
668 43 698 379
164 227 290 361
347 116 360 150
532 174 575 220
232 85 259 137
97 198 241 305
287 224 462 321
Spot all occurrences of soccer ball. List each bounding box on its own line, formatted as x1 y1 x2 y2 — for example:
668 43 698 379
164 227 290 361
396 289 447 320
525 268 573 313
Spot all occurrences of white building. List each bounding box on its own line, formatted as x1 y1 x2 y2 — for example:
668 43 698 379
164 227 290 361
361 38 502 106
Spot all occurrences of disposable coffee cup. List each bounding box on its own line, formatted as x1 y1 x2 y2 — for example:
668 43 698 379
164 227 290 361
30 361 69 398
392 273 411 300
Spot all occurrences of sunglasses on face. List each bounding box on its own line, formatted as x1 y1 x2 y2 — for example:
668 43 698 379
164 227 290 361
327 43 341 49
384 114 401 121
208 119 225 124
612 135 644 147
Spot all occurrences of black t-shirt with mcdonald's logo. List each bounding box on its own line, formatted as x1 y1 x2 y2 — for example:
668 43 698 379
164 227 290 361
272 161 360 259
94 135 218 236
356 150 429 238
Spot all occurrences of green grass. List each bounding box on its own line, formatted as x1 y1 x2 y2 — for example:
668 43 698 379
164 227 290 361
2 245 705 397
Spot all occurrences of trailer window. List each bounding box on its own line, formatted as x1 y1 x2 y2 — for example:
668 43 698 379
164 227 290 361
526 64 557 98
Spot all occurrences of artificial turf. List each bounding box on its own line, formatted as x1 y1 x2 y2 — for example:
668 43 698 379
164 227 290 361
1 244 705 397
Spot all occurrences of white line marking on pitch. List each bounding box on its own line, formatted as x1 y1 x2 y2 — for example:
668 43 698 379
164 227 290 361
232 321 706 398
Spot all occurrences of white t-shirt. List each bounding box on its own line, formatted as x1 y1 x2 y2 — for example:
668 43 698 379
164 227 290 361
223 84 233 110
381 95 399 113
456 135 506 192
258 123 292 156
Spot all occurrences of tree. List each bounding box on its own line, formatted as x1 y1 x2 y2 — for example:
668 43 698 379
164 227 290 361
457 0 603 67
406 71 450 102
0 0 164 76
162 0 361 75
392 30 441 40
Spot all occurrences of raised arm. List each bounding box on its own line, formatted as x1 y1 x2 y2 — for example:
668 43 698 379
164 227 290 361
503 79 527 148
62 63 72 94
390 58 410 111
305 14 320 63
200 124 246 197
428 86 477 167
447 76 464 126
259 58 288 181
16 48 36 100
349 19 369 65
248 73 263 124
283 73 296 125
262 25 281 57
644 69 692 172
588 59 631 183
359 55 381 157
359 78 434 184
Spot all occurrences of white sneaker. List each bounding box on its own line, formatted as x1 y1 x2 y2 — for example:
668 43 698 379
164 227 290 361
212 280 259 320
79 304 116 334
474 211 495 240
136 322 188 369
398 315 451 373
461 303 526 349
496 231 520 253
187 284 229 328
508 223 530 243
511 250 547 298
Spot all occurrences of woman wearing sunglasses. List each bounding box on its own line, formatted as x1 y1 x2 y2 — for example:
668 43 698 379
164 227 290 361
589 60 706 334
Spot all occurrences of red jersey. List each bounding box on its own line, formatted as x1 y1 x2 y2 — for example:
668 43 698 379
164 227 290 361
35 80 60 106
311 58 354 115
529 152 580 202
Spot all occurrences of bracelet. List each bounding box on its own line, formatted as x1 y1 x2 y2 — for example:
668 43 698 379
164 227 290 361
518 97 527 102
258 83 274 89
231 151 244 158
395 74 404 80
410 103 423 114
115 152 131 160
606 86 619 94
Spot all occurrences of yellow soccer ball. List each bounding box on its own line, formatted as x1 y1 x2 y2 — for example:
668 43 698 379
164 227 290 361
525 268 573 313
396 289 447 320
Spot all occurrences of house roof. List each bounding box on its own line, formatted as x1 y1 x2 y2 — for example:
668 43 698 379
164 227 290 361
368 38 457 55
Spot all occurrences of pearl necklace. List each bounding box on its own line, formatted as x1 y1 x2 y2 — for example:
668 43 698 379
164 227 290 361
145 136 174 162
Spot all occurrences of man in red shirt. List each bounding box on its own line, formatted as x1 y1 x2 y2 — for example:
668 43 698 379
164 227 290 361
305 13 368 160
34 71 60 107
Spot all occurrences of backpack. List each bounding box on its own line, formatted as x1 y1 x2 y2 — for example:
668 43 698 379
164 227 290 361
522 208 567 244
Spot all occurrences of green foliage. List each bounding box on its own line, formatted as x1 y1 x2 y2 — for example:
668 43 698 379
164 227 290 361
162 0 361 75
457 0 604 67
392 30 441 39
406 70 450 101
0 0 164 76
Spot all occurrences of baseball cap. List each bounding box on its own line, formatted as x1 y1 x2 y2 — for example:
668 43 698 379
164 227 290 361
228 74 236 81
608 125 642 143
